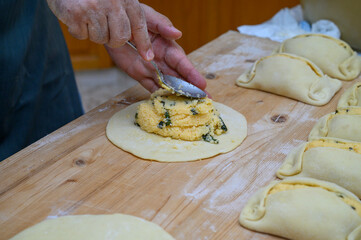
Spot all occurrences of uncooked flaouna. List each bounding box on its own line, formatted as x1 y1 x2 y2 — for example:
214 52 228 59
240 178 361 240
236 53 341 106
309 108 361 142
277 138 361 198
277 34 361 80
338 81 361 108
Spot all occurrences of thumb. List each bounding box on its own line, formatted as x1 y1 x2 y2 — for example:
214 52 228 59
141 4 182 40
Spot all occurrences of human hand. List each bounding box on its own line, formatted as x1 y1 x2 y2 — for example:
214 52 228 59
47 0 169 61
106 4 206 93
106 34 206 93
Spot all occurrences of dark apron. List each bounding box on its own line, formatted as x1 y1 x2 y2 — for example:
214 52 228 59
0 0 84 161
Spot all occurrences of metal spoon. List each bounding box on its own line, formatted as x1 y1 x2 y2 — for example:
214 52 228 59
126 41 207 98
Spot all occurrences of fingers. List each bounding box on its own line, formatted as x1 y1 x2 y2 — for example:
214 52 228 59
125 61 160 92
141 4 182 40
67 23 88 40
138 78 160 93
164 45 207 90
106 4 131 48
47 0 89 40
49 0 153 53
125 0 154 61
88 12 109 44
106 44 159 92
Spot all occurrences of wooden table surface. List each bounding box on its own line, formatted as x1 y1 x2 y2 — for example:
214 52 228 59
1 31 359 240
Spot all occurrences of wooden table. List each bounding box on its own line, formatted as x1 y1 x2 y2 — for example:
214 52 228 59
1 31 359 240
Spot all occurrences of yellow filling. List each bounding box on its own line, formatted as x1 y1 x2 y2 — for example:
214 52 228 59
135 89 227 143
305 139 361 153
330 108 361 120
268 183 361 217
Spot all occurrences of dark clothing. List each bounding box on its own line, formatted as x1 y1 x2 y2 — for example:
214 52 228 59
0 0 84 161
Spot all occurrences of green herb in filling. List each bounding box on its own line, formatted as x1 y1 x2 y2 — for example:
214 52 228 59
165 111 172 126
219 116 228 131
202 132 219 144
157 121 165 129
191 108 198 115
134 112 140 126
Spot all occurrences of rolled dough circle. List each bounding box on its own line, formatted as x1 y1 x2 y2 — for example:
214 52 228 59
106 101 247 162
10 214 174 240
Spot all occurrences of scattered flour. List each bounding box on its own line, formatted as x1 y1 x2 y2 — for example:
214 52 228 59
276 140 303 156
202 39 275 73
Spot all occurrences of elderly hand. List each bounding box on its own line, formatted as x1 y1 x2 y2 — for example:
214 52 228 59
47 0 166 61
107 35 207 93
106 4 206 93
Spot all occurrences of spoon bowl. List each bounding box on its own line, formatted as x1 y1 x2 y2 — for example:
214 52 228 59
126 41 207 99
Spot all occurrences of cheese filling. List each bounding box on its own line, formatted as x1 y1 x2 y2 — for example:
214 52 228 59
135 89 227 143
305 139 361 153
268 183 361 217
329 108 361 120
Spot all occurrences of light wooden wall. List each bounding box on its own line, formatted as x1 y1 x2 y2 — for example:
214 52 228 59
61 0 300 70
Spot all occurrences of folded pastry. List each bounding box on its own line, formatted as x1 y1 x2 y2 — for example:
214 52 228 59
236 53 341 106
277 34 361 80
338 81 361 108
309 108 361 142
240 178 361 240
277 138 361 198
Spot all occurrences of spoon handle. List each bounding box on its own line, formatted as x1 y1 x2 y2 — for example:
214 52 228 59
126 41 164 83
125 41 138 51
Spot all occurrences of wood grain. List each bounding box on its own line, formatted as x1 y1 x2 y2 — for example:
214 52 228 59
1 31 358 240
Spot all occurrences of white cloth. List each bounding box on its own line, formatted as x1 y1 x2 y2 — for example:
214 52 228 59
237 5 340 42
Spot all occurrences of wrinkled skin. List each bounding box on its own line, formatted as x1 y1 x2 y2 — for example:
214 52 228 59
47 0 207 93
107 4 206 93
107 33 207 93
47 0 157 60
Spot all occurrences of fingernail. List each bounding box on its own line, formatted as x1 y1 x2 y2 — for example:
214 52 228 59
170 26 182 34
146 49 154 61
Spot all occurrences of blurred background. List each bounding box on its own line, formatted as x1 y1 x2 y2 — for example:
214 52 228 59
61 0 300 70
62 0 301 111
